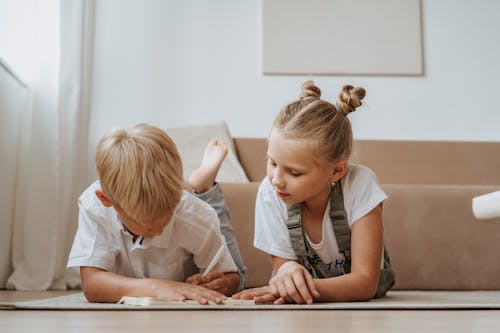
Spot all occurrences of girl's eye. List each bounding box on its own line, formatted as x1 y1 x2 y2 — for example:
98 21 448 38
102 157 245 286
268 158 277 167
290 171 302 177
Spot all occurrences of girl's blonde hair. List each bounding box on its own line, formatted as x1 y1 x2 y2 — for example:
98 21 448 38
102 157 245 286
272 80 366 164
95 123 183 224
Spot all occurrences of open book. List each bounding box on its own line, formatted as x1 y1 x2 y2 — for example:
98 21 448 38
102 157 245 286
118 296 255 307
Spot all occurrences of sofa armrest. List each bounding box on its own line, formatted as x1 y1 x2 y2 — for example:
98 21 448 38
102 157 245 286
383 184 500 290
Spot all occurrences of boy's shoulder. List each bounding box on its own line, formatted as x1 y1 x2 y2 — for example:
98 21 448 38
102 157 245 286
78 180 117 226
79 180 102 209
175 190 218 222
150 190 219 248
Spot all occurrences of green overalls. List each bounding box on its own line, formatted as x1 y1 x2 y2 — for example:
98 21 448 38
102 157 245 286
286 181 395 299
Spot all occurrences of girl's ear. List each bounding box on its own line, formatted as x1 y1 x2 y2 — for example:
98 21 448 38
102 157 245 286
330 159 348 183
95 190 113 207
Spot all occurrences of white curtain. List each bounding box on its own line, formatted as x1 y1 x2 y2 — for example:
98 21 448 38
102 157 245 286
6 0 94 290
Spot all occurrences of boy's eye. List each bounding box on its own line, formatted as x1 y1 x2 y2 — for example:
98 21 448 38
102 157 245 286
290 171 303 177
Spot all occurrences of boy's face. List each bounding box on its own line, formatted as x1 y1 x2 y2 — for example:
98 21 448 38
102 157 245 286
95 190 174 237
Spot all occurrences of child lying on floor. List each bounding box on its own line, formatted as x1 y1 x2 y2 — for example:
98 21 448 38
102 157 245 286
67 124 247 304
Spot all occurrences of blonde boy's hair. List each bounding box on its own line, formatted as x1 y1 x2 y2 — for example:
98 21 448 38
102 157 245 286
272 80 366 164
95 123 183 223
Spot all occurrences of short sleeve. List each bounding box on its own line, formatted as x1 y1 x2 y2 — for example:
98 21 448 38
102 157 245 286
342 165 388 226
253 178 298 260
67 199 119 271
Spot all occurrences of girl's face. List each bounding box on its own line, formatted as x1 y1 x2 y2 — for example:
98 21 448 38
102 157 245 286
266 130 339 206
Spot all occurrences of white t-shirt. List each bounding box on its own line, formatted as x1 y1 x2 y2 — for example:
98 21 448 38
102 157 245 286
254 164 387 276
67 181 237 281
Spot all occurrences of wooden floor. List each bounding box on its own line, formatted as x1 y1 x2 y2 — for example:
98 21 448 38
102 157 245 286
2 291 500 333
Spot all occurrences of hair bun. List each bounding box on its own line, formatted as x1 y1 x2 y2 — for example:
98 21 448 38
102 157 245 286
299 80 321 101
337 85 366 115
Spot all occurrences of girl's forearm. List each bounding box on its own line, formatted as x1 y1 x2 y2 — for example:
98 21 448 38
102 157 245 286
314 272 379 302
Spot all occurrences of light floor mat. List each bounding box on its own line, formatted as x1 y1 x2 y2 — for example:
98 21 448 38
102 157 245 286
2 291 500 310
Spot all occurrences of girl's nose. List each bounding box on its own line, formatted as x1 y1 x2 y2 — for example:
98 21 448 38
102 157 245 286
272 174 285 189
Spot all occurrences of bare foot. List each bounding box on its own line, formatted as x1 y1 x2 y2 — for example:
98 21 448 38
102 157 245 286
189 139 228 193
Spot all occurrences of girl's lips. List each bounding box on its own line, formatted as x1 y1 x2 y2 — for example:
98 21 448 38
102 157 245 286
277 192 289 198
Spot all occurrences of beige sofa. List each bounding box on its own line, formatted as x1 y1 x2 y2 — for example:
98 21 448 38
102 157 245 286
221 139 500 290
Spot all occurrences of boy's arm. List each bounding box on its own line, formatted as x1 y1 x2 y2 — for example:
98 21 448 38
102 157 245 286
190 270 240 296
222 272 240 295
80 266 227 304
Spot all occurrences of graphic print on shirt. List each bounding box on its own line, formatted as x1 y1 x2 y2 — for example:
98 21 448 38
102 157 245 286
306 249 345 278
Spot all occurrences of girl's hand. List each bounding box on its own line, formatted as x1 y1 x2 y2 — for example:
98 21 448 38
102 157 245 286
186 271 240 296
232 286 278 304
150 279 226 305
269 261 320 304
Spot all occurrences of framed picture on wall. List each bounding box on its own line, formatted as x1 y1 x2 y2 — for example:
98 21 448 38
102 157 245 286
262 0 423 75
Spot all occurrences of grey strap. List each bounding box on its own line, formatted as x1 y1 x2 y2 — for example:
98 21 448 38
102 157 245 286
286 203 318 278
286 181 395 298
329 182 351 258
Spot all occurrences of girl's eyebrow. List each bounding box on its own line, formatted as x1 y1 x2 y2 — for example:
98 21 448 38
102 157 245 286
268 155 307 172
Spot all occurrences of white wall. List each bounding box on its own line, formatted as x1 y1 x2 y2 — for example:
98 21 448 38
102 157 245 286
89 0 500 158
0 0 36 83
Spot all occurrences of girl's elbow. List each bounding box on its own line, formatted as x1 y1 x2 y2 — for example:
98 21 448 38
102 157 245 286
362 285 378 301
358 275 379 301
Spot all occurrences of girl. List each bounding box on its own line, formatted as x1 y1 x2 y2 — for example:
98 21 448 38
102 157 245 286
234 81 394 304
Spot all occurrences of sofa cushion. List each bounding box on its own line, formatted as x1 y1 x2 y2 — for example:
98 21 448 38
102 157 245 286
166 122 249 183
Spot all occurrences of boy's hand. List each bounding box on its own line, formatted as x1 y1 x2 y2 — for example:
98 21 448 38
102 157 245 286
232 285 278 304
269 261 320 304
186 271 240 296
150 279 226 305
186 271 224 285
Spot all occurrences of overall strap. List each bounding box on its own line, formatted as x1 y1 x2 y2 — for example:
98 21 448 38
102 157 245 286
329 181 351 259
285 203 318 278
286 180 395 298
285 182 349 276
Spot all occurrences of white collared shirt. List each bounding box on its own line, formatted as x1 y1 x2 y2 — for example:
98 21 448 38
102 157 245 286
67 181 237 281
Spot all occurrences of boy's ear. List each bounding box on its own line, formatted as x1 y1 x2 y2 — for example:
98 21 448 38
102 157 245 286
330 159 348 183
95 190 113 207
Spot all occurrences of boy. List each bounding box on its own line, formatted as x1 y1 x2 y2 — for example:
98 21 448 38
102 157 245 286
67 124 247 304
